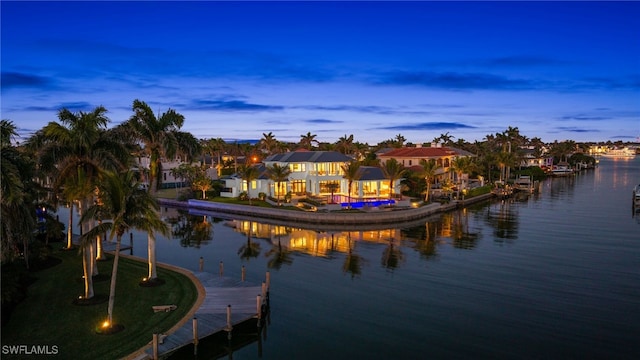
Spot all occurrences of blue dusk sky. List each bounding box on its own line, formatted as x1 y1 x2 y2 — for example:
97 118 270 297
2 1 639 145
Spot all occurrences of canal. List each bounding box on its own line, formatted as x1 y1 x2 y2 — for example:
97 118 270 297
62 156 640 359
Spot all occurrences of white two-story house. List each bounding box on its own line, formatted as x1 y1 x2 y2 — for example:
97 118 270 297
220 150 401 204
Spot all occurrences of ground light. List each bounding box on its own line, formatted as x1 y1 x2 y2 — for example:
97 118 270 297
96 319 124 335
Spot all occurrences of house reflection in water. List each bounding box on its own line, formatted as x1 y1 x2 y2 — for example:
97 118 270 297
226 220 402 257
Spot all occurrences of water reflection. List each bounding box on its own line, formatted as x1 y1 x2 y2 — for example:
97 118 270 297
343 233 365 278
484 199 519 243
166 210 216 248
237 221 262 260
173 204 488 275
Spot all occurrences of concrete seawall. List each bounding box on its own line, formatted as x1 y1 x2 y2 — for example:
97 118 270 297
158 193 495 225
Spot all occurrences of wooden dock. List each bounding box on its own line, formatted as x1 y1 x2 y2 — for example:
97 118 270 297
141 271 268 359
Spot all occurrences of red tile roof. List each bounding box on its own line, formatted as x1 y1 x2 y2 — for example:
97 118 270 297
378 147 458 158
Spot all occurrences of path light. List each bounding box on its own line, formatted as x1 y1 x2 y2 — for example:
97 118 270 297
102 320 110 328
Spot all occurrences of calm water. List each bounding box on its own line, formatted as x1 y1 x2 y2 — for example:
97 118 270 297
61 157 640 359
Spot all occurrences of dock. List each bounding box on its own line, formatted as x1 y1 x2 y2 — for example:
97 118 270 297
145 272 268 359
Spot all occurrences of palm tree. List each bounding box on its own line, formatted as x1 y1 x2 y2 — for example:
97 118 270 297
341 161 362 209
299 132 318 150
496 151 517 183
260 132 278 155
450 156 476 198
238 165 261 205
325 181 340 204
381 158 406 201
1 120 37 267
336 134 355 155
420 159 441 202
266 163 291 206
204 137 226 176
81 170 169 330
122 99 191 194
34 106 131 299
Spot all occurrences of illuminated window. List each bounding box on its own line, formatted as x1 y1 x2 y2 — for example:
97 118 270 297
291 180 306 195
289 163 306 172
319 181 340 194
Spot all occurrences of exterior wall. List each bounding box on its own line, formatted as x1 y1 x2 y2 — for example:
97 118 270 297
221 156 398 201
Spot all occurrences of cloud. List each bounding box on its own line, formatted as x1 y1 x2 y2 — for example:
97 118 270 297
188 99 284 112
560 114 611 121
303 118 344 124
373 71 536 90
1 72 52 89
555 127 600 133
296 104 394 113
378 122 476 131
23 101 96 112
576 75 640 90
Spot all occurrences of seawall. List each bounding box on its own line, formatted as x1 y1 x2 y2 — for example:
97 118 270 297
157 193 495 226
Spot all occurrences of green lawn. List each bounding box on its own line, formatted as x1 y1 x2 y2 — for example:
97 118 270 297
1 244 197 360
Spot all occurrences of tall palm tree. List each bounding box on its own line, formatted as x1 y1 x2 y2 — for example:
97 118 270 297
1 120 37 267
336 134 355 155
420 159 441 202
260 132 278 155
381 158 406 201
122 99 190 194
450 156 476 198
496 151 517 183
299 132 318 150
203 137 226 175
266 163 291 206
238 165 261 205
341 161 362 209
34 106 131 299
81 170 169 330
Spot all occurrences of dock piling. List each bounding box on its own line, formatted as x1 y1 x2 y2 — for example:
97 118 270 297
198 257 204 272
192 317 198 355
152 333 158 360
241 265 246 282
219 261 224 276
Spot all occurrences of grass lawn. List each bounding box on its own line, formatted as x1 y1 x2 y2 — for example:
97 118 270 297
1 244 197 360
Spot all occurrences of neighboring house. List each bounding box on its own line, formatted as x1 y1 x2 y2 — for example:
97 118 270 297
519 148 553 168
135 155 212 189
220 150 399 204
377 144 475 182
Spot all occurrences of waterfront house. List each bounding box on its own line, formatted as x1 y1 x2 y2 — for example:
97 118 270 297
377 144 475 182
220 150 398 204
